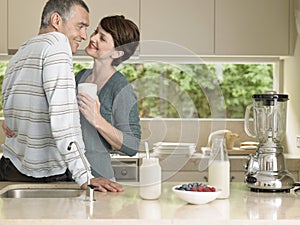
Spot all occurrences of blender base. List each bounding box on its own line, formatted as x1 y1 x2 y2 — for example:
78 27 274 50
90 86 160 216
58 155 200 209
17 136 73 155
245 170 295 193
250 188 291 193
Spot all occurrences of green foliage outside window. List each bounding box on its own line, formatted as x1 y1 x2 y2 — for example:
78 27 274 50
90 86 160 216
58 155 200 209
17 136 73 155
0 62 8 117
116 63 273 118
0 62 273 119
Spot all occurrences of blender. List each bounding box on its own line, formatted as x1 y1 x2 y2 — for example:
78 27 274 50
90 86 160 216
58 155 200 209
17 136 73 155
244 92 295 192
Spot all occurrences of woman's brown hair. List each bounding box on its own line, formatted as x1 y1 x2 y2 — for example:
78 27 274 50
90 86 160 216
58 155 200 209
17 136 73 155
100 15 140 66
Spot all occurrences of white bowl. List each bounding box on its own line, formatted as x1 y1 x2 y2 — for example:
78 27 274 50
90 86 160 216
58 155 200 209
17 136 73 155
172 185 222 204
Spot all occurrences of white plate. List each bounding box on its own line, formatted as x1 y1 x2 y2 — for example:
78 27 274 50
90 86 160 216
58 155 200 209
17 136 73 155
153 152 194 157
240 141 259 146
154 142 196 147
154 149 195 154
240 145 257 150
153 146 195 150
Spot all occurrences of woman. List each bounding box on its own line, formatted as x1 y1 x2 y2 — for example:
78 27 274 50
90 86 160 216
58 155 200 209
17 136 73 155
75 15 141 180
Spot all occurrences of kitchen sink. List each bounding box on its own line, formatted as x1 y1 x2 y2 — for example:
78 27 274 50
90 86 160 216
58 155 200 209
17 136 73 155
0 188 83 198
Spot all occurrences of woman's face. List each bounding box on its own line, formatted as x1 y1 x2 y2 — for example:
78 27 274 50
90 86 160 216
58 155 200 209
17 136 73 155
85 25 115 60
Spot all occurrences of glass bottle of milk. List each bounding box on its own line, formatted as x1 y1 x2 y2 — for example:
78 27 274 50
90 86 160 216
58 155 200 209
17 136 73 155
208 137 230 199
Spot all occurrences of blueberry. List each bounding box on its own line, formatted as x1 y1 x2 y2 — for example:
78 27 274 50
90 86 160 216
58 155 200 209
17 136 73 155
182 184 188 189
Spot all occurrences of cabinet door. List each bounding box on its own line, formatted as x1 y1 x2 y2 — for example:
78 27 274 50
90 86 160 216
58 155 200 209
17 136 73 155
0 0 7 54
215 0 290 55
8 0 48 52
7 0 139 54
140 0 214 56
77 0 139 54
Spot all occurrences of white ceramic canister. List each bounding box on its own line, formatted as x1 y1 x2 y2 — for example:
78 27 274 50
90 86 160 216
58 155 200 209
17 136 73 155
139 158 161 200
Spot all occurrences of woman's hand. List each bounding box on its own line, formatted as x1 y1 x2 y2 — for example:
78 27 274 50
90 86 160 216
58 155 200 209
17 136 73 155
2 121 15 138
77 90 123 151
77 92 101 127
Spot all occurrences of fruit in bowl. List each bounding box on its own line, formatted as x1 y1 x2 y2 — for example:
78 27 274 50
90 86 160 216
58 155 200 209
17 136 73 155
172 183 222 205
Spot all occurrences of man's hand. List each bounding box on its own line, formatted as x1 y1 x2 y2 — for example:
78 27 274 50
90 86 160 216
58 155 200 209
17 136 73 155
80 177 124 192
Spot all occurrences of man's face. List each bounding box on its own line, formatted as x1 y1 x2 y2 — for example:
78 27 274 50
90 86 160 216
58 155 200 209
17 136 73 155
59 5 89 54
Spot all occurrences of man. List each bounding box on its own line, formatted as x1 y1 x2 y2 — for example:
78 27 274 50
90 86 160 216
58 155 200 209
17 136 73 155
0 0 123 192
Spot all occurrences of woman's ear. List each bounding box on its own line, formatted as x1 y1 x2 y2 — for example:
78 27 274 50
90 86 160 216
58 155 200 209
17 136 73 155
49 12 62 31
111 50 124 59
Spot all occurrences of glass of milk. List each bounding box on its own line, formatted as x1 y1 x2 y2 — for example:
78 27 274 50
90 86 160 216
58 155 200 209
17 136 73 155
78 83 97 99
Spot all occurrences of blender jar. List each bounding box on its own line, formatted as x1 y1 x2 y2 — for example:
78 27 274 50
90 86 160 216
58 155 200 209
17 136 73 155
244 92 288 145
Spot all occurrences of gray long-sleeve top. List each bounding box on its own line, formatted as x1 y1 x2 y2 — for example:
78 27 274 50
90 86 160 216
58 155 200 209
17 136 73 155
76 69 141 179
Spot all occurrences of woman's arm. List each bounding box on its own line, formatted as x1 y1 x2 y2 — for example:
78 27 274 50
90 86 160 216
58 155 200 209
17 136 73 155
77 92 123 150
77 85 141 156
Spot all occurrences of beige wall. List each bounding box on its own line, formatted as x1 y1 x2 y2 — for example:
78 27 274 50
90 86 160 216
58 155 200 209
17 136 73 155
140 118 257 153
284 36 300 154
1 116 296 154
0 118 255 153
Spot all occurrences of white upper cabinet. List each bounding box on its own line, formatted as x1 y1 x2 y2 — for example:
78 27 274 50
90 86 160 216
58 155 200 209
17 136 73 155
7 0 139 54
77 0 139 54
215 0 293 56
8 0 47 53
5 0 295 56
140 0 214 56
0 0 8 54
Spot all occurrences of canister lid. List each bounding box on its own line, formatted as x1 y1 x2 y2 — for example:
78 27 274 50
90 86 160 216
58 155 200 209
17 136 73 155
253 93 289 105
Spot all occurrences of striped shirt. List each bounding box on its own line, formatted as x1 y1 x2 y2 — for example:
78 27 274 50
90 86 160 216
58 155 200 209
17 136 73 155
1 32 93 186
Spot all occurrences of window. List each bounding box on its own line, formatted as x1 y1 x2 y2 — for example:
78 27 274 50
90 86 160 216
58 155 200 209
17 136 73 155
117 63 273 119
0 60 275 119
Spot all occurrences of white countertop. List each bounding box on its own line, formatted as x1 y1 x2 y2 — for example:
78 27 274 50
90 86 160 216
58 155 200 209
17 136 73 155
0 182 300 225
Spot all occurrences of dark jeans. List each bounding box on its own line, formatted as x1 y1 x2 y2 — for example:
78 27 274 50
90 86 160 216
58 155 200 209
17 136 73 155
0 156 73 182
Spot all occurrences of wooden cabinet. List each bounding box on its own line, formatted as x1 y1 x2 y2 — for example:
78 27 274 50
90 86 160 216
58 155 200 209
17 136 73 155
0 0 8 54
7 0 139 54
215 0 293 56
140 0 214 55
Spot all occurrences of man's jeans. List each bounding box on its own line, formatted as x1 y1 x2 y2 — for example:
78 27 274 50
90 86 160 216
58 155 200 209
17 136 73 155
0 156 73 182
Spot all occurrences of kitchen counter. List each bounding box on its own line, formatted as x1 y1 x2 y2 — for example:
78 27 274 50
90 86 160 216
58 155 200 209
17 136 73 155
0 182 300 225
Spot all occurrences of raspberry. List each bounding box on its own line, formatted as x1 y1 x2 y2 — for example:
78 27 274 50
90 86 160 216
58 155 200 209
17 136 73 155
176 183 216 192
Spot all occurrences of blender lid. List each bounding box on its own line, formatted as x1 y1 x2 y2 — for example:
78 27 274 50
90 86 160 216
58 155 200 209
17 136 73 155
253 93 289 102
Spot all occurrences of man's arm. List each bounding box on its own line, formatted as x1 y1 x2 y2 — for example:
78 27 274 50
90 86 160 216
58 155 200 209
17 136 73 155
42 33 91 186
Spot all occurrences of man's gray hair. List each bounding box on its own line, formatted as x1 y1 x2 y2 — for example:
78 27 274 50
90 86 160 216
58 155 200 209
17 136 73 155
40 0 89 29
